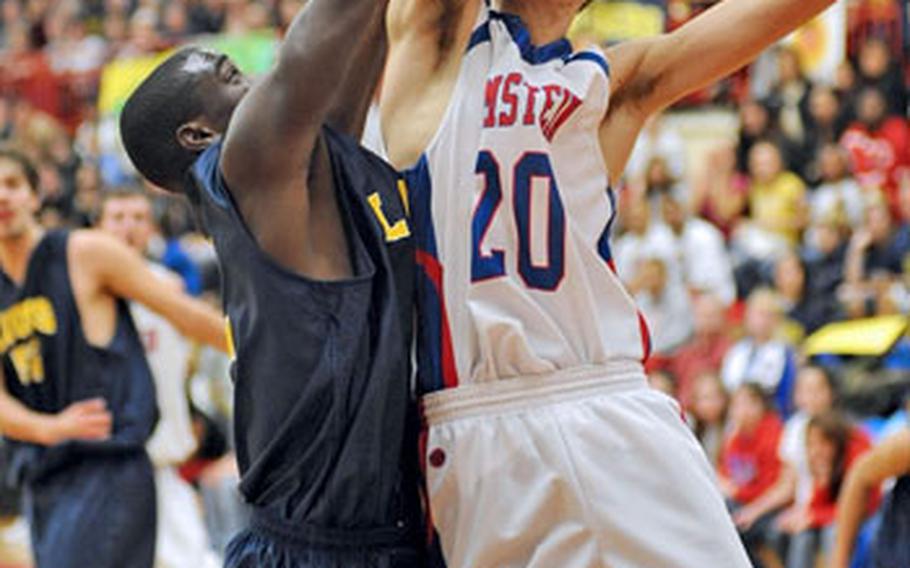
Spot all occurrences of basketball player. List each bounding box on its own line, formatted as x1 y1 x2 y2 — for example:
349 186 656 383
119 0 423 566
0 148 227 568
96 187 220 568
379 0 835 566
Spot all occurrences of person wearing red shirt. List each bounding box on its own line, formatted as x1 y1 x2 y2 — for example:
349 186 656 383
777 412 877 568
670 294 733 409
719 383 784 567
840 87 910 218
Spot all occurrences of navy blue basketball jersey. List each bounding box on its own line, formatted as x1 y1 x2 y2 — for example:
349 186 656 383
0 230 158 483
190 126 421 543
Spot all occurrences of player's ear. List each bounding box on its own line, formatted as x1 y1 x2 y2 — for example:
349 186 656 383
176 121 218 151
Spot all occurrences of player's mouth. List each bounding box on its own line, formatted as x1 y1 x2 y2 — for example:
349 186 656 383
0 210 15 222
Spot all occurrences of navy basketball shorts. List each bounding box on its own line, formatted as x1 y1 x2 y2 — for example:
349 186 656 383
224 516 423 568
24 451 156 568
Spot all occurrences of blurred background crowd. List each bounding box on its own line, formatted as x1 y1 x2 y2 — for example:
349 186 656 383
0 0 907 567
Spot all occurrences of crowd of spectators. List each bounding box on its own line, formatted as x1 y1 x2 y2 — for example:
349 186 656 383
624 2 910 566
0 0 907 566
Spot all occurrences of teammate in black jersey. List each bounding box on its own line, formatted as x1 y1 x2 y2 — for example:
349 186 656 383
0 148 228 568
120 1 424 566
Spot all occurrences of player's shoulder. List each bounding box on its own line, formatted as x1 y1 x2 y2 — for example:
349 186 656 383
68 229 138 271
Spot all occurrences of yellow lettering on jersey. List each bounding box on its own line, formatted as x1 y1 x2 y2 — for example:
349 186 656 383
0 297 57 354
10 338 44 385
225 317 236 360
367 192 411 243
397 179 410 216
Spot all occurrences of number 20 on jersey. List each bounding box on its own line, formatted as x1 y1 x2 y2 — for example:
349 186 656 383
471 150 566 291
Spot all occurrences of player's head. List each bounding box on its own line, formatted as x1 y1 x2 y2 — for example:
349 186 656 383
0 148 41 240
120 46 251 194
96 186 155 253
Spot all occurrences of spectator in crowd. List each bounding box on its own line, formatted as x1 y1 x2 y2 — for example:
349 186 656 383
660 184 737 305
734 366 839 565
856 36 907 116
773 251 839 340
690 141 749 241
689 372 729 466
733 141 808 266
625 114 687 193
720 382 784 568
802 208 849 305
669 293 734 409
628 256 693 356
841 194 910 318
840 87 910 218
833 398 910 568
765 46 813 177
722 288 798 417
803 86 850 184
780 411 873 568
810 143 865 230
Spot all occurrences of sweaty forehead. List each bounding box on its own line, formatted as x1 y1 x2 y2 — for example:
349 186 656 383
180 49 221 74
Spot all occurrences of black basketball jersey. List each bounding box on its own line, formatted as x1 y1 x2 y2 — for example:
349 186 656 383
190 126 420 539
0 231 158 483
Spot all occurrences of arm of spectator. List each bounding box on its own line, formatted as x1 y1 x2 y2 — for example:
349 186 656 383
0 374 112 446
73 231 228 353
845 229 873 285
733 462 797 529
831 430 910 568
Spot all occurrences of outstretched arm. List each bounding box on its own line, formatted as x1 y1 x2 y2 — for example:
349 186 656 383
831 430 910 568
221 0 390 194
73 231 228 353
601 0 834 176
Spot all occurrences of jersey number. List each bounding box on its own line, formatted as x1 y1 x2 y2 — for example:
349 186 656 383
472 151 565 290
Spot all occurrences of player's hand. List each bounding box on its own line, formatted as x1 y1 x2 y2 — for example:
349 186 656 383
46 398 113 445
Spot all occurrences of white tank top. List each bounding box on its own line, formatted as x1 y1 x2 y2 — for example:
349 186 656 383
132 263 196 466
401 4 651 394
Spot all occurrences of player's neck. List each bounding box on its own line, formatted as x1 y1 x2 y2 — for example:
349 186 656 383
493 0 576 46
0 223 44 284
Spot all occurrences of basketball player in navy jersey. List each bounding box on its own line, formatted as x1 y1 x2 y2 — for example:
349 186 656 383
0 148 228 568
379 0 837 566
120 0 423 566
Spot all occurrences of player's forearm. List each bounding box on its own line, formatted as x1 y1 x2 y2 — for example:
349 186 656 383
0 390 57 445
642 0 835 113
325 15 388 138
171 298 228 354
831 468 873 568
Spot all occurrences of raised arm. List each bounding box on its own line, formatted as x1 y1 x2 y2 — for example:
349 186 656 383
831 430 910 568
72 231 228 353
220 0 390 193
602 0 834 176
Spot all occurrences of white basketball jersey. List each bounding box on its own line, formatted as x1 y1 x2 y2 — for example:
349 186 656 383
132 263 197 466
404 5 651 394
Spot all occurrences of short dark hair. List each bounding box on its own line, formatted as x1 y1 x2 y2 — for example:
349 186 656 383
0 147 40 194
120 47 209 193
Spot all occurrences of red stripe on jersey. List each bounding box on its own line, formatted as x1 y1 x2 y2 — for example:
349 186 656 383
637 311 652 363
416 249 459 389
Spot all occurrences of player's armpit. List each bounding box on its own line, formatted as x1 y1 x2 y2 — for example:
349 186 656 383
73 231 229 353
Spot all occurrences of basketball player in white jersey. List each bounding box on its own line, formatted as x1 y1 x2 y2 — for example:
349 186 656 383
96 188 219 568
379 1 835 566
